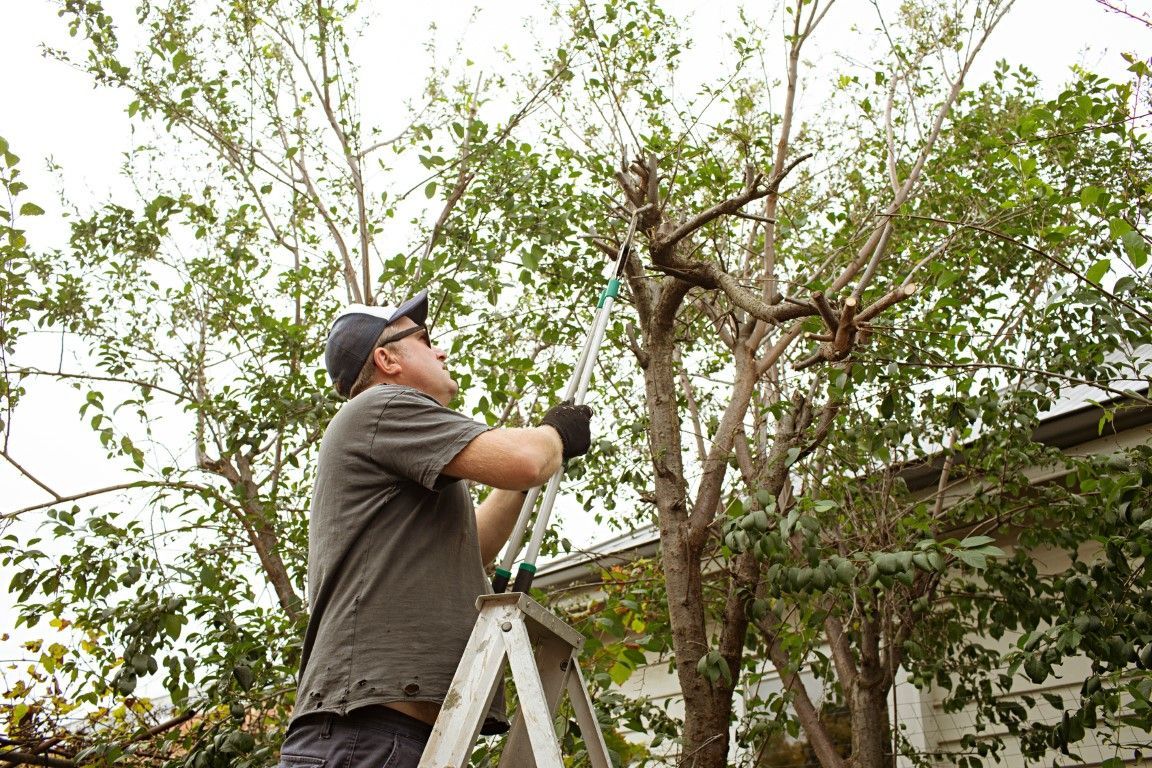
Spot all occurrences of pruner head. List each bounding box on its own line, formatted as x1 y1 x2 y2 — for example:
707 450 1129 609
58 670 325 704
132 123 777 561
601 203 652 264
615 203 654 259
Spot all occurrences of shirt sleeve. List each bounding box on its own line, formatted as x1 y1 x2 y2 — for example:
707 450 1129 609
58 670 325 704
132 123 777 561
366 386 491 490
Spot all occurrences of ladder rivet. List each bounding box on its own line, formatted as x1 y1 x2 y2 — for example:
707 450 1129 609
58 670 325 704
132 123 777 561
501 622 512 632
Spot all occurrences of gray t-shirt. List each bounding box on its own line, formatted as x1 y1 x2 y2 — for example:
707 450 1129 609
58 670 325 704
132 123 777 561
291 384 503 728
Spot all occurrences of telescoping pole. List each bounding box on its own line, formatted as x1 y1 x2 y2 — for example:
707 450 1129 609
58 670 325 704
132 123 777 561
492 206 646 595
490 326 601 593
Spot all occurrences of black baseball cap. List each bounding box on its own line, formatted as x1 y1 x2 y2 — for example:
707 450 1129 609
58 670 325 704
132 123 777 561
324 290 429 398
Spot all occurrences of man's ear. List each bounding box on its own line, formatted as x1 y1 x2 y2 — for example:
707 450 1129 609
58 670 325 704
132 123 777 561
372 345 403 378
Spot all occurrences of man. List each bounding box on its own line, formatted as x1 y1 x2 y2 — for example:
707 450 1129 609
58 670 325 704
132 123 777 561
278 289 593 766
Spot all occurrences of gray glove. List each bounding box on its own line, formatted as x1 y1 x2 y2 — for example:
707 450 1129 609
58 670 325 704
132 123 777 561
539 401 594 460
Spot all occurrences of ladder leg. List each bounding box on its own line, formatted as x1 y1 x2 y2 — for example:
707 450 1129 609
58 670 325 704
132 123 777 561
566 657 613 768
419 612 508 768
498 634 573 768
501 619 566 768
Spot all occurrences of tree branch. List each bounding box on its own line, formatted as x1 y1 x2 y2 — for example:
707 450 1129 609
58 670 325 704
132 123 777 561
757 613 846 768
1 450 62 499
422 100 477 265
11 368 189 403
656 153 812 256
4 480 223 519
0 751 75 768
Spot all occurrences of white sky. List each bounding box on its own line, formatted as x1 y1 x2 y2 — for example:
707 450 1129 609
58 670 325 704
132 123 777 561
1 0 1147 565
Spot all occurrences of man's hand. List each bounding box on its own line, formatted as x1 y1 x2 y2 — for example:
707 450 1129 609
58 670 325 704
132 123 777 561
539 401 594 460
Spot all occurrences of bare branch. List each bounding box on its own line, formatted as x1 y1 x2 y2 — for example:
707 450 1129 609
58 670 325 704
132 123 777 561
0 751 75 768
204 455 301 619
1095 0 1152 27
933 430 961 519
625 321 648 368
657 153 811 255
124 709 197 746
870 356 1152 407
811 292 839 330
830 3 1014 296
0 449 61 499
851 220 895 302
731 210 776 224
757 612 846 768
4 480 225 519
423 101 477 264
855 283 918 323
646 154 660 211
677 359 708 463
10 368 189 403
615 168 645 209
688 354 758 548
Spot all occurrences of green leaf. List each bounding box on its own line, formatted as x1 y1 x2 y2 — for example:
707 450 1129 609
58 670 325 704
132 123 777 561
163 614 183 640
608 662 632 685
1023 657 1049 685
424 181 437 199
954 550 988 570
783 446 802 467
1079 186 1103 208
199 564 219 589
1108 218 1133 238
1120 231 1148 267
1085 258 1109 285
232 664 254 691
18 202 44 216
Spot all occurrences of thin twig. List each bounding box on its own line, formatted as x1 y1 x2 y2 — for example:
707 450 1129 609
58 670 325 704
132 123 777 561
1 450 61 499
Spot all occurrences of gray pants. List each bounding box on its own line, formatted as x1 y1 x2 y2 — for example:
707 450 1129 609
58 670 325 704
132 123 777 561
278 705 431 768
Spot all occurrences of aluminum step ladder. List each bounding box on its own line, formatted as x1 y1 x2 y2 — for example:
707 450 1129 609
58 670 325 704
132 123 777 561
417 592 612 768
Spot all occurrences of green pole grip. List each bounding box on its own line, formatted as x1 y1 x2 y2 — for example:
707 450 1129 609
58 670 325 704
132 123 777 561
597 278 621 308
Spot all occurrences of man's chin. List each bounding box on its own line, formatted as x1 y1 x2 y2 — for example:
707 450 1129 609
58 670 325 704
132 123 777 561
441 381 460 405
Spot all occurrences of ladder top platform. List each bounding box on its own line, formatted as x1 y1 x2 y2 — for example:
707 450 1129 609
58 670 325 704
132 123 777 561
475 592 585 650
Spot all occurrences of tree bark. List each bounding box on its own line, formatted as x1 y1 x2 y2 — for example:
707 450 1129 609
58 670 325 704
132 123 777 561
207 455 302 620
849 682 892 768
849 611 893 768
636 275 729 767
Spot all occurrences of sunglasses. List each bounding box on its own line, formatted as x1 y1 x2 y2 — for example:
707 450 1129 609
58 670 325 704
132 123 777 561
377 323 432 348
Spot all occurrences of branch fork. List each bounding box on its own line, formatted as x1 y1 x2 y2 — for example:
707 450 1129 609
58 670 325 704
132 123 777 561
794 284 918 370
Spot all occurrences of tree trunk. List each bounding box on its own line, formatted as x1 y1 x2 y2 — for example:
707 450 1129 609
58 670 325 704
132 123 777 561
641 289 730 767
849 681 892 768
848 609 894 768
